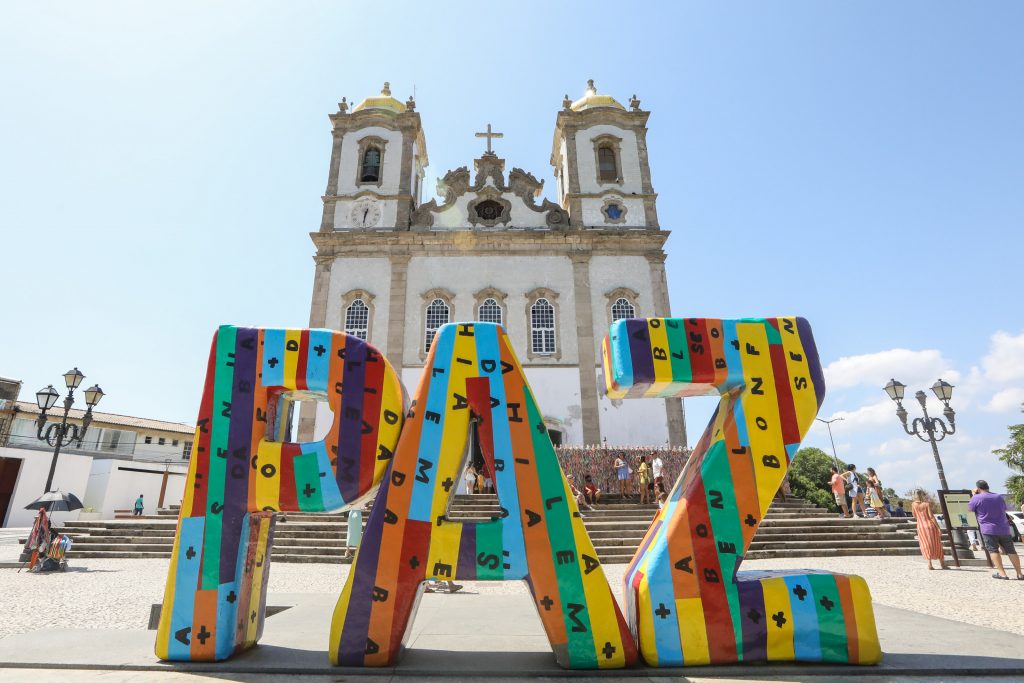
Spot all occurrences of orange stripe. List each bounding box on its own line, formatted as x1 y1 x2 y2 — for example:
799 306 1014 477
190 589 219 660
721 398 759 548
323 333 346 470
835 575 859 663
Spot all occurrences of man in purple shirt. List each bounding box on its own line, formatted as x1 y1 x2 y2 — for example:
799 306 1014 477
968 480 1022 580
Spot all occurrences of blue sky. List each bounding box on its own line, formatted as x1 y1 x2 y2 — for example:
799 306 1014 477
2 2 1022 494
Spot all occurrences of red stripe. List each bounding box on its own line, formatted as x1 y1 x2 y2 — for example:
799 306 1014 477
688 479 737 663
296 330 310 391
358 352 385 495
390 519 431 656
466 377 497 489
190 334 219 517
768 340 800 450
279 443 300 511
686 318 716 384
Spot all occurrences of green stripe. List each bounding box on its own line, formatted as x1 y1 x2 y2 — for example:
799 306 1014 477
664 318 691 384
293 450 322 512
700 439 745 659
474 520 505 580
202 325 236 590
807 574 849 662
525 389 597 668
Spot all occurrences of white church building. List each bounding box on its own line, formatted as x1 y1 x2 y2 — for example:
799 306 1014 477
301 81 685 448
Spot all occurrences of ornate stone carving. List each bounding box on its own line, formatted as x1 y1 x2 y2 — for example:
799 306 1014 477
467 188 512 228
473 154 506 189
438 167 470 204
508 168 544 204
542 199 570 228
600 196 628 224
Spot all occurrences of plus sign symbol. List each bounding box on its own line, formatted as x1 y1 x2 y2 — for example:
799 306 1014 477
654 603 672 619
792 584 807 601
539 595 554 611
313 344 326 356
195 626 212 645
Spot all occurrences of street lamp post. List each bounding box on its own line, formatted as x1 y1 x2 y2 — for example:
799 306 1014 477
883 377 968 551
34 368 104 494
816 417 845 471
883 378 956 490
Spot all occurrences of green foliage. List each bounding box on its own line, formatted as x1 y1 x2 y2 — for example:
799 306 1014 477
994 423 1024 504
791 447 845 512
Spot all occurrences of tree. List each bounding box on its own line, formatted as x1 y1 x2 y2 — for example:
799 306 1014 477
903 488 940 513
790 447 845 511
993 422 1024 505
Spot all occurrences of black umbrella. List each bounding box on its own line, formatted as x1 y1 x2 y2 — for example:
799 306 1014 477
24 491 85 513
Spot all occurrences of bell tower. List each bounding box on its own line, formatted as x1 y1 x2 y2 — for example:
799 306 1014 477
550 80 658 229
320 82 429 231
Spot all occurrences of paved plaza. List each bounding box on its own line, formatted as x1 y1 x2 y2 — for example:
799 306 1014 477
1 555 1023 680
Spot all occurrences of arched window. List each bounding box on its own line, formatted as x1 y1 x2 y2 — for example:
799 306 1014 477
478 298 502 326
611 297 636 322
597 145 618 182
344 299 369 340
424 298 450 353
360 147 381 183
530 298 556 355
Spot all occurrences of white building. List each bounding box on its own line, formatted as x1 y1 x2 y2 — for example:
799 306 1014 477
301 81 685 448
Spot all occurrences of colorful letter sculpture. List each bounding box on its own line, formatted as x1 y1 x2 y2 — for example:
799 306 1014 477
605 317 881 666
155 326 404 661
330 322 637 668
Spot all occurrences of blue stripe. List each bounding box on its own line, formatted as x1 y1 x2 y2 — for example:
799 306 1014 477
722 320 744 391
307 441 344 510
784 574 823 661
168 516 205 659
646 526 684 665
306 329 333 391
608 320 634 390
262 329 285 387
477 323 526 579
408 325 454 522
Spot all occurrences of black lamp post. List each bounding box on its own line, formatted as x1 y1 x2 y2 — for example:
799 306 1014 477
34 368 104 494
883 378 955 490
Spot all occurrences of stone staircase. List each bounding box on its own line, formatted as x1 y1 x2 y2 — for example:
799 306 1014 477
54 495 937 564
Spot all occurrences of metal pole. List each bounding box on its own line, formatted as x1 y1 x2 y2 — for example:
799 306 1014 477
919 402 951 490
816 417 844 471
43 392 74 493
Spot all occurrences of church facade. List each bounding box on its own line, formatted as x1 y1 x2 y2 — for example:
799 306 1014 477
302 81 685 448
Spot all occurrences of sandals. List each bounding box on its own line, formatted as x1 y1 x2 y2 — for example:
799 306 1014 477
992 573 1009 580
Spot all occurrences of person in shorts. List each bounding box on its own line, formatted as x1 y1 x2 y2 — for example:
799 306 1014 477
651 453 664 491
829 466 851 518
968 480 1023 580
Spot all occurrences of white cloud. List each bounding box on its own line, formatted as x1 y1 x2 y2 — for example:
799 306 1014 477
982 330 1024 383
826 400 897 428
824 348 958 391
984 387 1024 414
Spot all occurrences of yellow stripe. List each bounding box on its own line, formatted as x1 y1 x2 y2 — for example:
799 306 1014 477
245 518 271 645
637 582 658 666
154 518 183 659
778 317 818 437
563 475 626 668
736 322 786 513
254 441 282 511
849 576 882 664
647 319 673 397
283 329 301 390
761 577 796 661
677 597 711 665
180 427 201 516
330 540 361 663
375 370 403 486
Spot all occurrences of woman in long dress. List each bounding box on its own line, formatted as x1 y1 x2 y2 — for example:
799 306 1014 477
911 489 947 570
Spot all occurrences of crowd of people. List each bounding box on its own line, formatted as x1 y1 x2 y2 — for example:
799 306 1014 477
827 463 899 519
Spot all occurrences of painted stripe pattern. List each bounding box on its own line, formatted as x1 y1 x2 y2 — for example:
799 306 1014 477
608 318 881 666
155 326 404 661
330 322 637 669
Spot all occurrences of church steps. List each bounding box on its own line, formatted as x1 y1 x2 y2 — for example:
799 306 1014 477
57 496 936 563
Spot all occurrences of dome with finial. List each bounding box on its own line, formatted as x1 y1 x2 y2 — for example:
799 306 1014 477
352 81 407 113
570 79 625 112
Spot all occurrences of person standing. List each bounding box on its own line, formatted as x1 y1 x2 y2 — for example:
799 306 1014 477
651 452 665 492
613 454 631 498
865 468 888 519
636 456 651 505
134 494 145 516
968 480 1023 580
343 505 363 559
829 466 851 518
464 465 476 495
845 465 866 518
911 489 947 570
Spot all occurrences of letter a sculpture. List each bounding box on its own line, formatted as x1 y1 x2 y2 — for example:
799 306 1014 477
605 317 881 665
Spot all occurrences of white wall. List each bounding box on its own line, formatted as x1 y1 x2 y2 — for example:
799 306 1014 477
403 255 578 367
1 446 93 528
423 186 553 229
596 369 671 446
325 256 392 352
85 459 189 519
580 196 646 227
335 127 404 195
574 124 643 195
588 254 657 354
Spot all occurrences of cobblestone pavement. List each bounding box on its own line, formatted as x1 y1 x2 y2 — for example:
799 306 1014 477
0 555 1020 641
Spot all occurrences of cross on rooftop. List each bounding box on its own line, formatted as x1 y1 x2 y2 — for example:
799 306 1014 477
475 123 503 154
